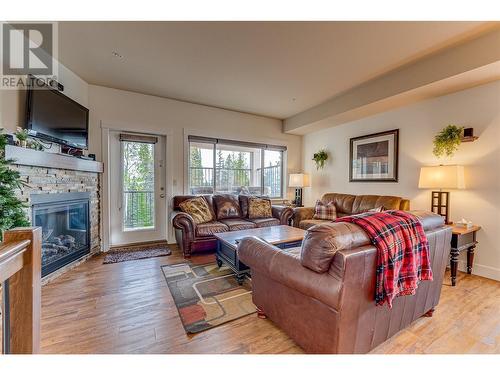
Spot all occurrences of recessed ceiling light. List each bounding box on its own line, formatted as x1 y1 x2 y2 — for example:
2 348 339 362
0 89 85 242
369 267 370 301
111 51 123 59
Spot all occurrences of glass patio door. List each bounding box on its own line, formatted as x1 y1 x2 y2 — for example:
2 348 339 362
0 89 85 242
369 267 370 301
109 131 166 246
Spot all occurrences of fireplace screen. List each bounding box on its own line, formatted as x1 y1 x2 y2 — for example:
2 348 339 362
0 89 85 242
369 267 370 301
31 193 90 277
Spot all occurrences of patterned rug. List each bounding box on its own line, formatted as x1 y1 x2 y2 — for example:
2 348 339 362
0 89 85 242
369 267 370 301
103 243 172 264
161 262 256 333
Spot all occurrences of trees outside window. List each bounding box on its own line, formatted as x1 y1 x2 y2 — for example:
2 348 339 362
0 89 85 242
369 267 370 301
188 139 284 198
122 141 155 229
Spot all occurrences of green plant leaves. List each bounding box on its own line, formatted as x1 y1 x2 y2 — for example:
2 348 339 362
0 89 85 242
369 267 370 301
433 125 464 158
0 128 30 241
312 149 328 170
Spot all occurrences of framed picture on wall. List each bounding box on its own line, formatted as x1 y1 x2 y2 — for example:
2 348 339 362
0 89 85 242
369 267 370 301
349 129 399 182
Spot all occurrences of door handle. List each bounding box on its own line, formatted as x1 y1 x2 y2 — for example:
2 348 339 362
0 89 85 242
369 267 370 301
160 193 166 198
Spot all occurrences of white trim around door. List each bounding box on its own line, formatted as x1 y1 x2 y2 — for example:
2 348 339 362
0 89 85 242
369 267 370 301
100 121 174 251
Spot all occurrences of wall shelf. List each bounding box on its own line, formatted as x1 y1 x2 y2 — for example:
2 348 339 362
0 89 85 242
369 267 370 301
461 136 479 143
4 145 103 173
461 127 479 143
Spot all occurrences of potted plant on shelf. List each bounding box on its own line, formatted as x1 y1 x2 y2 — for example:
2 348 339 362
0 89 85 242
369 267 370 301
14 127 29 148
312 149 328 170
433 125 464 158
27 138 44 151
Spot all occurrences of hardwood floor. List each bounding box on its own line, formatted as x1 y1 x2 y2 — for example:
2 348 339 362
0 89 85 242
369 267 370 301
41 245 500 354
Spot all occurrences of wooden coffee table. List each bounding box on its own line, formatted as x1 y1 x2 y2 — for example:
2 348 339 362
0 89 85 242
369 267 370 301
214 225 306 284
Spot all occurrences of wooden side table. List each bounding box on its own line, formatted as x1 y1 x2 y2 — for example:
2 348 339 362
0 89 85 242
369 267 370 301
450 225 481 286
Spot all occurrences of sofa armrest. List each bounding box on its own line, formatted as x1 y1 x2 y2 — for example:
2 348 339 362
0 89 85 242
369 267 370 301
238 236 342 310
292 207 315 227
272 205 294 225
172 211 196 232
172 212 196 255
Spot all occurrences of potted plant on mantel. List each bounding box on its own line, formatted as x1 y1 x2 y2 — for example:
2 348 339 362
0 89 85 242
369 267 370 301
14 127 29 148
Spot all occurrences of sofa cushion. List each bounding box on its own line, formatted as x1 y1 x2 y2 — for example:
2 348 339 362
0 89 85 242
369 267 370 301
352 195 401 214
214 194 242 219
219 218 257 231
301 221 371 273
179 196 214 224
195 221 229 237
299 219 333 230
313 200 337 220
248 217 280 228
248 197 273 219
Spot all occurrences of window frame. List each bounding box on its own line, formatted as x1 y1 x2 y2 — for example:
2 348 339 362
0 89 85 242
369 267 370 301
187 135 286 199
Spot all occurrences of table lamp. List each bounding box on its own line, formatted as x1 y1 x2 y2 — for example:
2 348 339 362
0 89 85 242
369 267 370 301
288 173 310 207
418 165 465 224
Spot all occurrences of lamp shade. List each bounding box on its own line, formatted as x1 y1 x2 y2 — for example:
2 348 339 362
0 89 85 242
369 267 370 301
418 165 465 189
289 173 310 188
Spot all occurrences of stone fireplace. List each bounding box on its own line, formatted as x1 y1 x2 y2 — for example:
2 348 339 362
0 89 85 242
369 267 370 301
5 145 102 281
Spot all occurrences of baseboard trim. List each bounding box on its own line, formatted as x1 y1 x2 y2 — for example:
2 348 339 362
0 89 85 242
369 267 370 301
457 259 500 281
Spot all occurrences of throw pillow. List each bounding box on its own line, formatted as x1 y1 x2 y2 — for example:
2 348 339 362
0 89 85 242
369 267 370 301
313 200 337 220
248 197 273 219
213 194 242 219
179 197 214 224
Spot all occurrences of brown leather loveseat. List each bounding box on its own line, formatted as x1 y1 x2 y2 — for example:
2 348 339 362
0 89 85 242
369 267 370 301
238 211 451 353
293 192 410 229
172 194 293 257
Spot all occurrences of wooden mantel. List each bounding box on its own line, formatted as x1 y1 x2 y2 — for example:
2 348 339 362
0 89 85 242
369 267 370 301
4 145 103 173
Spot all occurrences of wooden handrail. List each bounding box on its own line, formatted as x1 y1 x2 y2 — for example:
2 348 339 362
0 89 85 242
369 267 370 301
0 227 42 354
0 240 31 283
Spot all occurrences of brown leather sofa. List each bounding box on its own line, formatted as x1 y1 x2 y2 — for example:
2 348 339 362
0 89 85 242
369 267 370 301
293 193 410 229
238 211 451 353
172 194 293 257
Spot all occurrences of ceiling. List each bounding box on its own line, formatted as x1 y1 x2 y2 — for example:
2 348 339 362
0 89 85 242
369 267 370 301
58 21 494 119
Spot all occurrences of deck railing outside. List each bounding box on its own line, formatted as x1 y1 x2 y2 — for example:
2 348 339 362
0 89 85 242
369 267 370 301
260 165 282 198
123 190 154 229
189 165 281 196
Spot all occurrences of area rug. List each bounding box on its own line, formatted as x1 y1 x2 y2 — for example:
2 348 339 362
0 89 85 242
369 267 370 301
103 243 172 264
161 262 256 333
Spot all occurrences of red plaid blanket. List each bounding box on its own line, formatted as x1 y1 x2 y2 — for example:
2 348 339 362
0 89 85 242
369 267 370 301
336 210 433 307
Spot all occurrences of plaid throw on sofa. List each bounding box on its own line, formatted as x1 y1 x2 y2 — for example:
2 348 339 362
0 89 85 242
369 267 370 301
336 210 433 307
313 200 337 220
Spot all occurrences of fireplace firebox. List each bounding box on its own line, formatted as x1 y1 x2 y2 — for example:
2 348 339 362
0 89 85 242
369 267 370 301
31 192 91 277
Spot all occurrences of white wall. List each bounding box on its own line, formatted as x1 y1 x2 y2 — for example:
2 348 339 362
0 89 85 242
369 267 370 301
302 80 500 280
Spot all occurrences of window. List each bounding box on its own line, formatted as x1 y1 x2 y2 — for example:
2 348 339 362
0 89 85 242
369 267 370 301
188 136 286 198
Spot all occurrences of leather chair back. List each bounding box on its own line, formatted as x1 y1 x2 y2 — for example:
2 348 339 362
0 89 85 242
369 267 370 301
321 193 409 215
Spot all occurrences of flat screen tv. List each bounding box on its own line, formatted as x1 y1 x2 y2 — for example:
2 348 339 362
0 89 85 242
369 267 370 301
26 77 89 149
